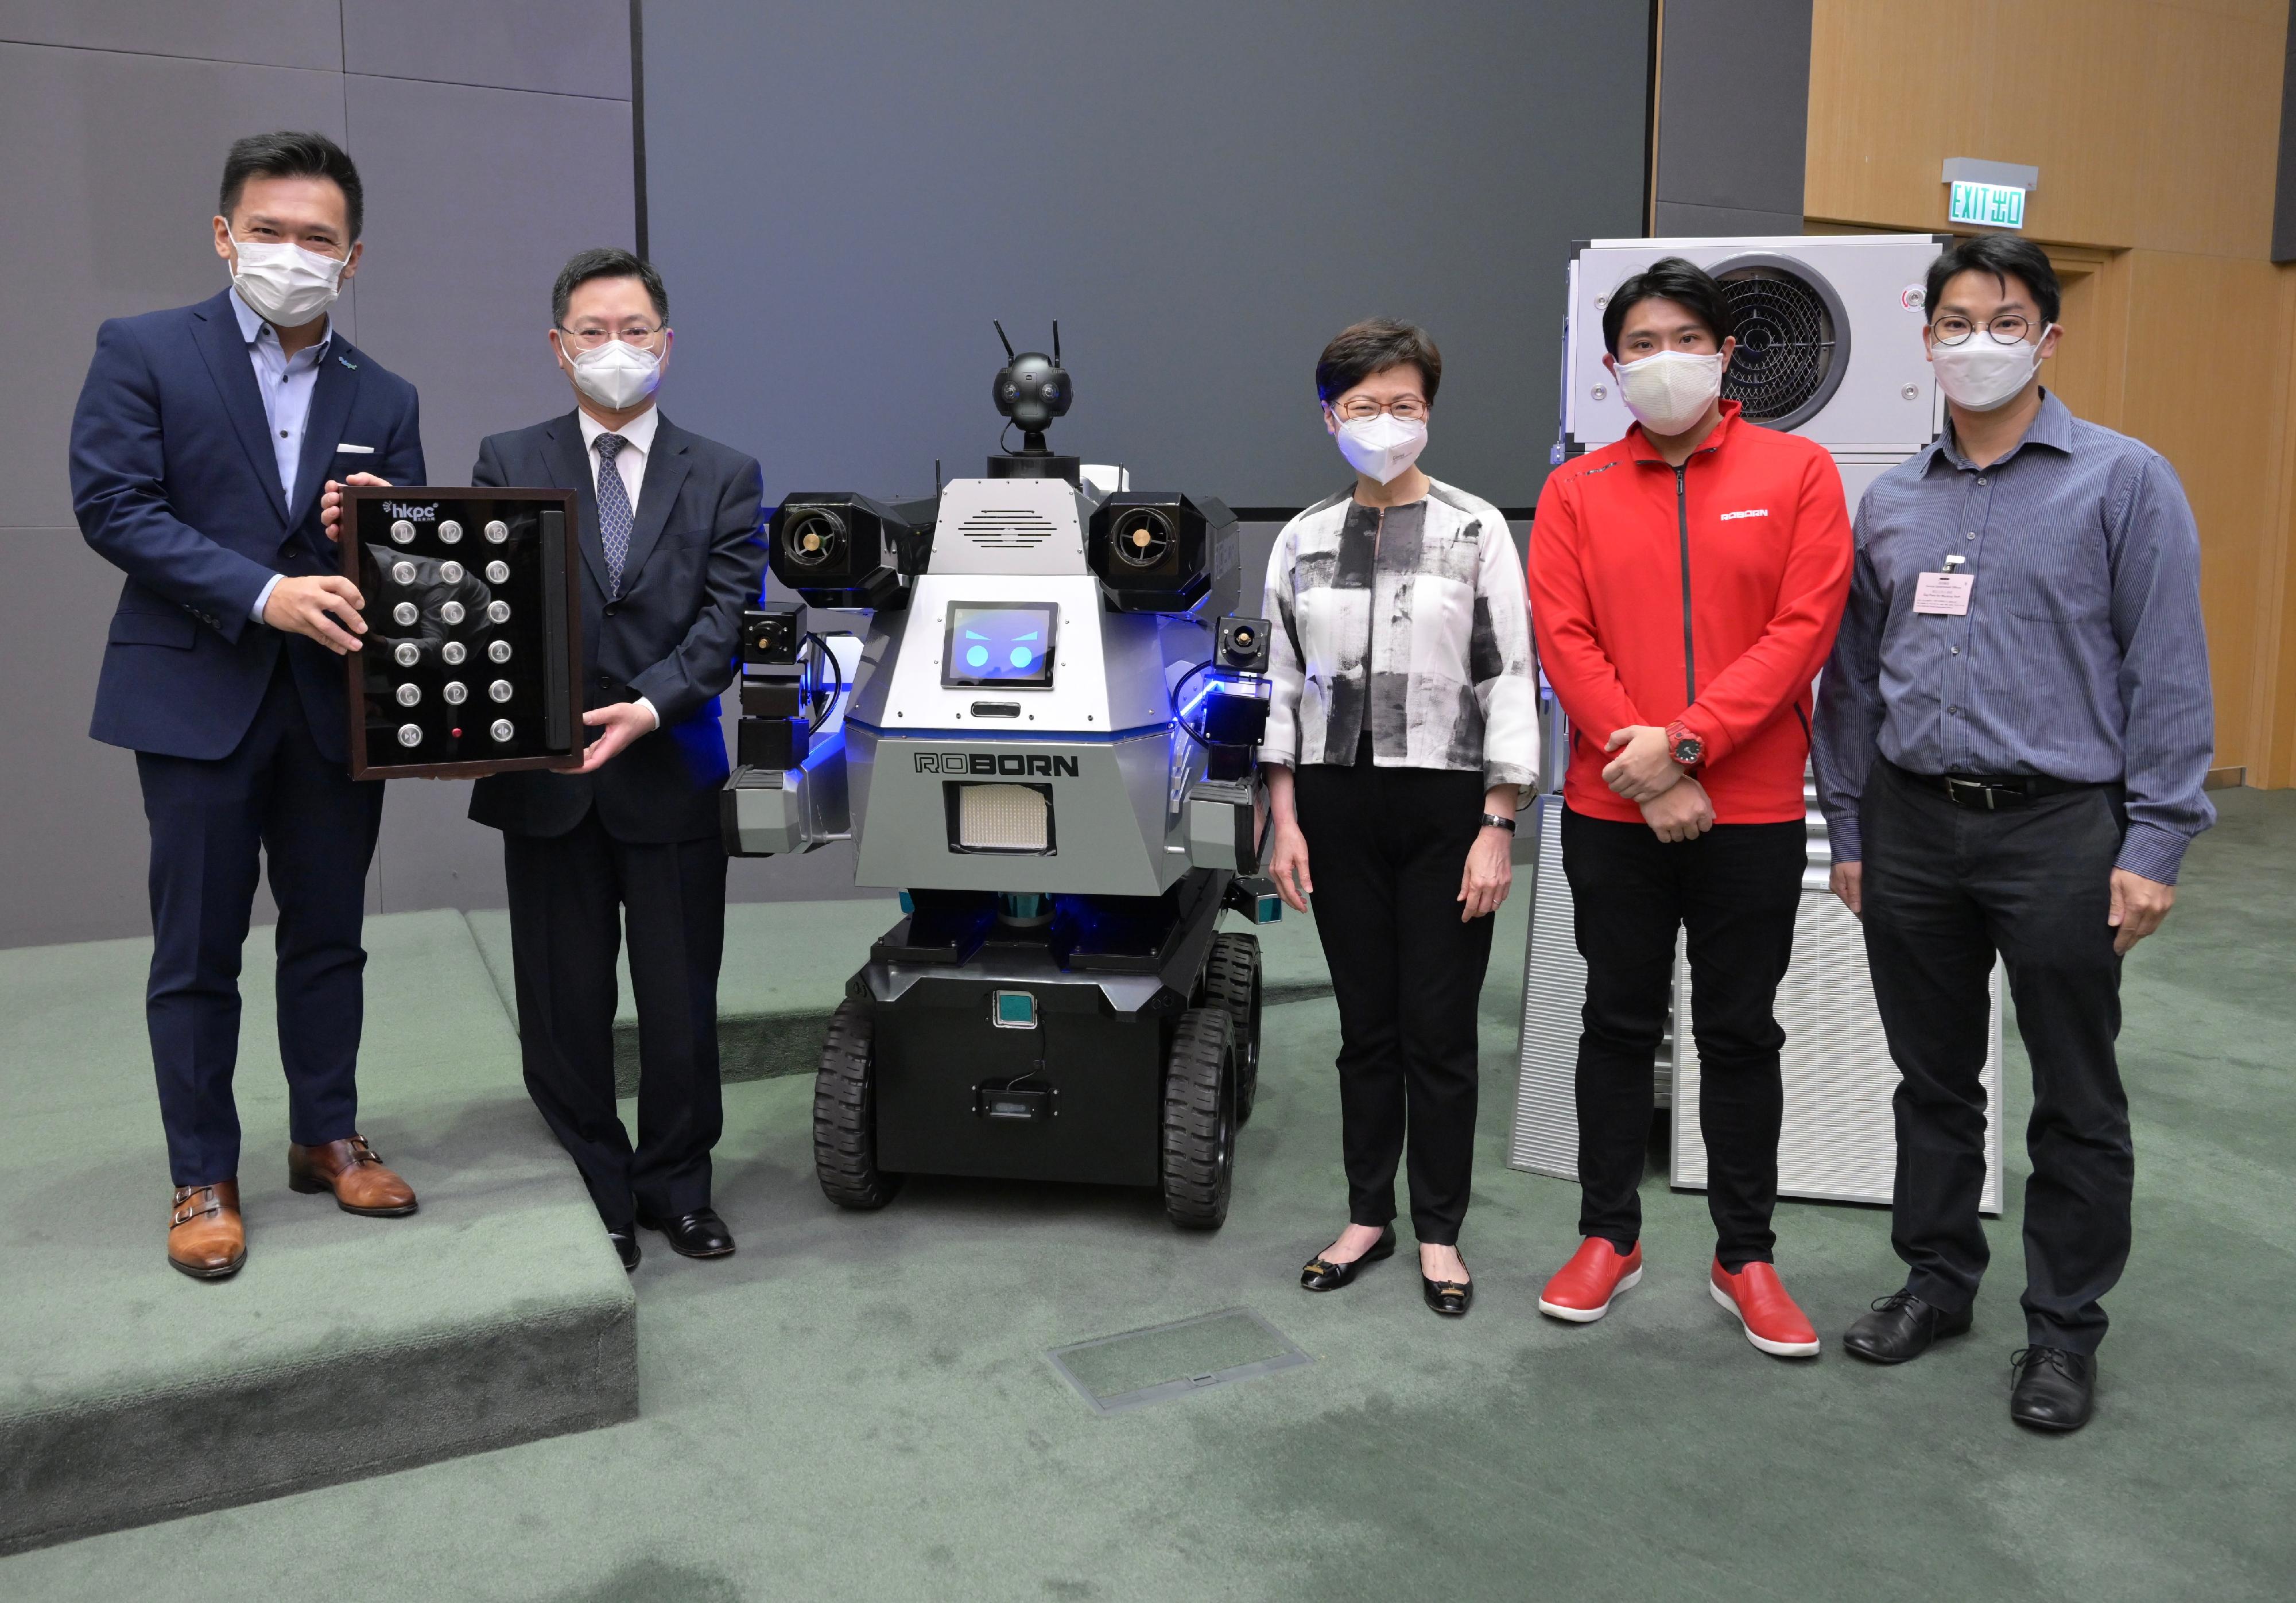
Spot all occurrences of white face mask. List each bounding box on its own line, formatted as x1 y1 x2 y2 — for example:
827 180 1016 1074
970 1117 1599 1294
560 335 664 412
1615 349 1725 436
1333 413 1428 485
1930 324 2050 412
227 227 346 327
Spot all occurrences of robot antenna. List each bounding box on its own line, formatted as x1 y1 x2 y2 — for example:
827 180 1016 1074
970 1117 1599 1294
1052 320 1061 363
994 320 1017 361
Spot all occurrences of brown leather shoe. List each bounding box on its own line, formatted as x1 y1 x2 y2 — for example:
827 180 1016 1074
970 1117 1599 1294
169 1181 246 1279
288 1134 418 1217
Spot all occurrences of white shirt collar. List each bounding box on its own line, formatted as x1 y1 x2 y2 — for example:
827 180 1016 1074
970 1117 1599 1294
229 286 332 360
576 403 660 455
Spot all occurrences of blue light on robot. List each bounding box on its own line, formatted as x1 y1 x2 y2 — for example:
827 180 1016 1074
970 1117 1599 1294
966 644 990 668
1009 646 1033 669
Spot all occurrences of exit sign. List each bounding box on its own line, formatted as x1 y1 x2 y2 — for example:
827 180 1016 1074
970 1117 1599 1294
1949 180 2026 229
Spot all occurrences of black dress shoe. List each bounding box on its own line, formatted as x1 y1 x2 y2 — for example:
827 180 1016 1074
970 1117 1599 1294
1422 1276 1472 1318
1843 1288 1973 1364
1300 1225 1396 1291
2010 1345 2096 1432
637 1206 735 1259
607 1226 640 1272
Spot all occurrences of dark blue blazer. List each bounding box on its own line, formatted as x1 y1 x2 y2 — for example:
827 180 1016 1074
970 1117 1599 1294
466 411 766 844
71 288 426 763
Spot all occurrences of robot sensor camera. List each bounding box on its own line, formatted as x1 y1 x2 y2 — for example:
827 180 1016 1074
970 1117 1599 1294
1216 615 1271 676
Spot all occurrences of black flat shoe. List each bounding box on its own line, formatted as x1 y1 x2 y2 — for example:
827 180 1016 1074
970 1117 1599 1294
1300 1225 1396 1291
1844 1288 1973 1364
1422 1276 1472 1318
2010 1345 2095 1433
607 1225 640 1272
637 1206 736 1259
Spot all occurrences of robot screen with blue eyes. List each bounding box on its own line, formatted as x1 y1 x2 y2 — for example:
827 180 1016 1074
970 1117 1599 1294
722 326 1278 1229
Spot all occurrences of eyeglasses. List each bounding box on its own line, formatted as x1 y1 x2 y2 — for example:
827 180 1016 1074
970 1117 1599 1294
1929 314 2037 347
555 324 665 350
1329 397 1428 422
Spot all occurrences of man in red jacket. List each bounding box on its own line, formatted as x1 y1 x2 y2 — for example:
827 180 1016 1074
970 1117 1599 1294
1529 257 1852 1357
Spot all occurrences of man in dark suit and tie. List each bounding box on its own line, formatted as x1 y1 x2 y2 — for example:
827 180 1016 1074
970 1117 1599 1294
71 131 427 1279
329 249 764 1270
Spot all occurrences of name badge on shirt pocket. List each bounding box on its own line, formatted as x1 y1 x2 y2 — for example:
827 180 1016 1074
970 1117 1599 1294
1913 572 1973 616
336 443 377 455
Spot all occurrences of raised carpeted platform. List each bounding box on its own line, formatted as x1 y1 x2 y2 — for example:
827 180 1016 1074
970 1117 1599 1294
0 911 637 1556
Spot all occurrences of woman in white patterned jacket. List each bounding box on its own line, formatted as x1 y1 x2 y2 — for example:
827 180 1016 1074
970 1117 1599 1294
1262 319 1538 1319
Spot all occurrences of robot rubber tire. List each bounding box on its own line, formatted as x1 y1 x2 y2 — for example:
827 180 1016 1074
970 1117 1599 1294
814 998 903 1210
1160 1006 1238 1230
1200 931 1262 1125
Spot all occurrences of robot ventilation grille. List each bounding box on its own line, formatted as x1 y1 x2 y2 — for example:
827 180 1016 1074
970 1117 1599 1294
1713 256 1852 431
960 510 1059 548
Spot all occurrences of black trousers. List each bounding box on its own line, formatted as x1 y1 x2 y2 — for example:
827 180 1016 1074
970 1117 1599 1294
1861 759 2130 1353
1560 806 1807 1268
1294 758 1494 1245
502 810 727 1228
135 654 383 1185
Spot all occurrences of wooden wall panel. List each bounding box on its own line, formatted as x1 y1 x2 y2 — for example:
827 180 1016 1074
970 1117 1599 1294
1809 0 2296 785
2117 253 2291 770
1808 0 2283 256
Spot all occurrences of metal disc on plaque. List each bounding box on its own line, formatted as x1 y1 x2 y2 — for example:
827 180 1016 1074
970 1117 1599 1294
490 719 514 742
438 519 463 544
441 640 467 665
440 600 465 625
392 601 417 626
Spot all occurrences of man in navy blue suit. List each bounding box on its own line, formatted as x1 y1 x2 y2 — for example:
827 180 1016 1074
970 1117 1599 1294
326 249 766 1272
71 131 428 1280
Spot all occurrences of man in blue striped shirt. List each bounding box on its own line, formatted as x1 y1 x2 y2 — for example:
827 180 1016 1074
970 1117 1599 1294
1813 235 2214 1434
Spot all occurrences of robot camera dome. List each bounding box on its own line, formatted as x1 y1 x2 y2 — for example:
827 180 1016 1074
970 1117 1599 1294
987 320 1081 483
767 492 914 610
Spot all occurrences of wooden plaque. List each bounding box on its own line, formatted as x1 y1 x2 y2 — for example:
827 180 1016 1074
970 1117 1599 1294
341 485 586 779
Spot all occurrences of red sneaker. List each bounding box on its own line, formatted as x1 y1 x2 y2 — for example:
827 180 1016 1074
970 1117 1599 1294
1538 1237 1643 1322
1709 1259 1821 1358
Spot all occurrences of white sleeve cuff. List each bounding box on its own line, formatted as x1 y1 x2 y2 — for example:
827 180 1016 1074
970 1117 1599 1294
635 696 661 730
251 572 283 624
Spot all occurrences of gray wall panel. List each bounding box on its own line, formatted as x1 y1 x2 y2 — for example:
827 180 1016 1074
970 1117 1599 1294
642 0 1649 513
6 14 634 947
343 72 635 495
342 0 630 98
0 45 351 529
0 1 341 69
1654 0 1811 235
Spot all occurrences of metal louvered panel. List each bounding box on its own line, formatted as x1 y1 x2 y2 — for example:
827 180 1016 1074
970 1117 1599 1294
1508 793 1676 1181
959 510 1060 548
1670 890 2006 1213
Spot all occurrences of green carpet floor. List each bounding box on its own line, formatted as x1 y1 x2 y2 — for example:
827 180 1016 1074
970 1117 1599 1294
3 791 2289 1601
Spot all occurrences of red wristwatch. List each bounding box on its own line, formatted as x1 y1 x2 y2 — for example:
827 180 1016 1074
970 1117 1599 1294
1665 720 1704 768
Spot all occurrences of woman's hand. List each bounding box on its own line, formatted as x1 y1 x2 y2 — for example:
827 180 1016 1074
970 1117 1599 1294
1640 777 1715 843
1266 820 1313 913
1457 825 1512 921
1262 763 1313 911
